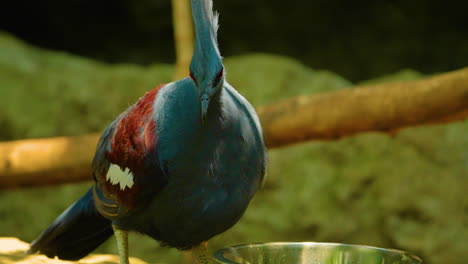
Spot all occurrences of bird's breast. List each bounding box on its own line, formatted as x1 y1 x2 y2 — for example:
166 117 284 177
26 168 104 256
113 83 266 249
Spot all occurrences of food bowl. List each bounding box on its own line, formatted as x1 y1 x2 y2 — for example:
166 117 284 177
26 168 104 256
213 242 422 264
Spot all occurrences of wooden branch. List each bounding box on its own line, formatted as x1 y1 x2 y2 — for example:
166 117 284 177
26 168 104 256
0 134 99 188
172 0 194 80
258 67 468 147
1 68 467 188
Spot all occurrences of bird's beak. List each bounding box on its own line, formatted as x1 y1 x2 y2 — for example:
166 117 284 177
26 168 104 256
201 93 209 124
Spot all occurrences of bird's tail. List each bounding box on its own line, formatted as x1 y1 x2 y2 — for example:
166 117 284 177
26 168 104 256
28 188 113 260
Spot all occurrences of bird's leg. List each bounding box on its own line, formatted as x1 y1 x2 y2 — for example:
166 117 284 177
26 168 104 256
113 225 130 264
191 241 209 264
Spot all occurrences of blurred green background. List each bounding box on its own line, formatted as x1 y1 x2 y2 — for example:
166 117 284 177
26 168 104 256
0 1 467 264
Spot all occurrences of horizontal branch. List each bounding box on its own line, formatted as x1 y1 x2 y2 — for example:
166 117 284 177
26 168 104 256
0 134 99 188
1 68 467 188
258 67 468 147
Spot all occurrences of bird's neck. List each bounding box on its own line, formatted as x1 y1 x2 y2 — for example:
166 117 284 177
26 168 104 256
205 86 223 118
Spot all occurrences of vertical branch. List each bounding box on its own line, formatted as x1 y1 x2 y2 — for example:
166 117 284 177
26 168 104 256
172 0 194 80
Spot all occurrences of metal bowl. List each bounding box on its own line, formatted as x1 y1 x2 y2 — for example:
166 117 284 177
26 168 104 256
213 242 422 264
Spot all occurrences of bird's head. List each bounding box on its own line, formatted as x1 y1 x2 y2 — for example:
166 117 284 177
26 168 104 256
189 0 225 124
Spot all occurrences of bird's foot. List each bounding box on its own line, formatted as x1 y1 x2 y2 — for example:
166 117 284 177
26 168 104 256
191 242 209 264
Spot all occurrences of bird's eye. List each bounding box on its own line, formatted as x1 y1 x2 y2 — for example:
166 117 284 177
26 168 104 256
190 72 197 85
213 69 224 86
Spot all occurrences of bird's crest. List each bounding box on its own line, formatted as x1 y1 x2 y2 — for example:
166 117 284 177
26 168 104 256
204 1 219 34
192 0 219 42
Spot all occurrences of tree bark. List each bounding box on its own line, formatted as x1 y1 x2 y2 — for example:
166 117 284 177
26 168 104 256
1 68 467 188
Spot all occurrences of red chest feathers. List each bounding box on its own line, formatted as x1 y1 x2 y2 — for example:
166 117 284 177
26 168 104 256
107 85 164 172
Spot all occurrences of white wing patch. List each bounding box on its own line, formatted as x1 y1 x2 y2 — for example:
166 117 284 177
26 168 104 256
106 163 134 190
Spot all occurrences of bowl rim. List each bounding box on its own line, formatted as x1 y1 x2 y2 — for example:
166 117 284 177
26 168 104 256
213 241 423 264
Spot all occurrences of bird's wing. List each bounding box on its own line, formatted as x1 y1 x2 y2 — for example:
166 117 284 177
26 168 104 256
92 85 168 219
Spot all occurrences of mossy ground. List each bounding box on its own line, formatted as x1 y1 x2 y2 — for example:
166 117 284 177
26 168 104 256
0 32 466 264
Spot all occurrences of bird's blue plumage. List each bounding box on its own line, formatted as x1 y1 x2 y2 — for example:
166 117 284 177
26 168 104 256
29 0 267 259
109 79 267 249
